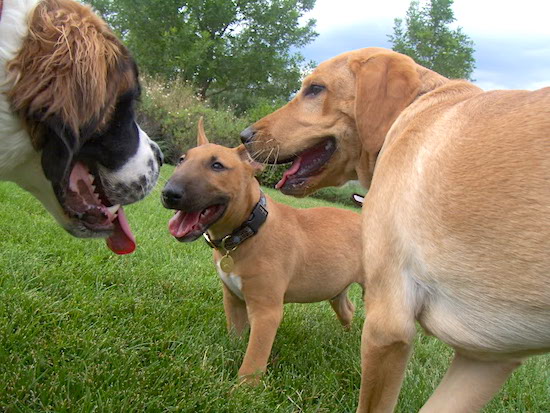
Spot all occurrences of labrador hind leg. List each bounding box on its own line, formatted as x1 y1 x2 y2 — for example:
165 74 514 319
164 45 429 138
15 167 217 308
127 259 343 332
420 352 522 413
330 287 356 329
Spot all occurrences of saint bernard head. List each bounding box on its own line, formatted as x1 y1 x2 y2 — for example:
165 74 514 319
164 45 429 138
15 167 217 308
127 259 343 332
0 0 163 254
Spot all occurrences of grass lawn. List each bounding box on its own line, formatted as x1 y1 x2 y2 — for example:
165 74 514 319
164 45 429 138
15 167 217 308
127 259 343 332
0 166 548 412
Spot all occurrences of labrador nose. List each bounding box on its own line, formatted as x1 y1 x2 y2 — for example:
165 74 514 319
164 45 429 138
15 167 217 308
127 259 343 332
151 141 164 166
161 183 183 209
240 126 256 144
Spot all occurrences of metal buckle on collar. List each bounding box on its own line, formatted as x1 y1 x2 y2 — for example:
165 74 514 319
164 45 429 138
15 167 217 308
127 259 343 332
203 233 215 249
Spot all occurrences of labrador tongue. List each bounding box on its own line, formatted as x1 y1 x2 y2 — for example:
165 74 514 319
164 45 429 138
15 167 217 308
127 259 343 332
169 210 202 238
106 207 136 255
275 157 302 189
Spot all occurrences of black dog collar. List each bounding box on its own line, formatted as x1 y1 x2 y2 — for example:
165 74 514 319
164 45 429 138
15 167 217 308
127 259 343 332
204 192 268 251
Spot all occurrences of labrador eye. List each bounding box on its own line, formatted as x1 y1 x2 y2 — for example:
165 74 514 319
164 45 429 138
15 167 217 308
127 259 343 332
305 84 325 97
177 155 185 165
211 161 225 171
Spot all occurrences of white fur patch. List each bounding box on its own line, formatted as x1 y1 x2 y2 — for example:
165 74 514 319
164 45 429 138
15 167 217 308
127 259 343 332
0 0 40 177
216 261 244 300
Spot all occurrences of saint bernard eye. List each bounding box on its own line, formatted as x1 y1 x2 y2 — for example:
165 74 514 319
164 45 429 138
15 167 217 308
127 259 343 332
305 84 325 97
177 155 185 165
211 161 225 171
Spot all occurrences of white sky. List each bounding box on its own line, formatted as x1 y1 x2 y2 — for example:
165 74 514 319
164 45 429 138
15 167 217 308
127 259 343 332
300 0 550 90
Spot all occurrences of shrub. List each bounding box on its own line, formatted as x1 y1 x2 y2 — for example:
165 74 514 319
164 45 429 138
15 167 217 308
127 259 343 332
138 77 248 164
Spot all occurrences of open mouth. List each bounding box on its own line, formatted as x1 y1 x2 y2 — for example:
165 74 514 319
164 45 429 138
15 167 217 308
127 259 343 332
275 138 336 193
63 162 136 255
168 204 227 242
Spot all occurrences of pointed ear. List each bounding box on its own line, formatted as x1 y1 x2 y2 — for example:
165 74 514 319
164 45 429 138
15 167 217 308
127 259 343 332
236 145 265 173
197 117 209 146
350 53 420 186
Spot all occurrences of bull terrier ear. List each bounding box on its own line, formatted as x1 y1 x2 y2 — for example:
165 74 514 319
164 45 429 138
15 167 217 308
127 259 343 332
197 117 209 146
236 145 265 173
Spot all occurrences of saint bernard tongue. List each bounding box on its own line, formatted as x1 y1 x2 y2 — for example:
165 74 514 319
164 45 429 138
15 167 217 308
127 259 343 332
67 162 136 254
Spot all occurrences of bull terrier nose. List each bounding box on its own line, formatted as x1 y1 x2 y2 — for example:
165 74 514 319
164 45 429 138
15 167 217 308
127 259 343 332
161 184 183 208
240 126 256 144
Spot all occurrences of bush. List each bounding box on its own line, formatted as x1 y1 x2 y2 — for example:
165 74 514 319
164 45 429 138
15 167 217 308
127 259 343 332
138 77 248 164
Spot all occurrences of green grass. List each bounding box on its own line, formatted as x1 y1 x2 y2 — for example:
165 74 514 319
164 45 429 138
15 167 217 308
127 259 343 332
0 166 548 412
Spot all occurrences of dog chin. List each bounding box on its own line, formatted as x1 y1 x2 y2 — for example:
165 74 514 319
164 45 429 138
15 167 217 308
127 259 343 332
175 231 204 243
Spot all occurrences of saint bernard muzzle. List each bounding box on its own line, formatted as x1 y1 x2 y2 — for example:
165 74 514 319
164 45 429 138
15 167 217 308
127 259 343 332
0 0 163 254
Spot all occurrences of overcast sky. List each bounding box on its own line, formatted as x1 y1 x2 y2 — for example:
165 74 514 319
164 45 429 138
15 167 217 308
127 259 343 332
299 0 550 90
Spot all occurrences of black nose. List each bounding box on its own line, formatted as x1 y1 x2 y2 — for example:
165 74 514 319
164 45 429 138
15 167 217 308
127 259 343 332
240 126 256 144
161 183 183 208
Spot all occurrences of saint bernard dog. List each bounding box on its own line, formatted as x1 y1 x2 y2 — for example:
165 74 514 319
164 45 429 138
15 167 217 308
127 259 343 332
0 0 163 254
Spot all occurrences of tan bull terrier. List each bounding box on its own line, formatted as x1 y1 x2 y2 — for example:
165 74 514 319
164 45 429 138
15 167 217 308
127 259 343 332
161 119 364 383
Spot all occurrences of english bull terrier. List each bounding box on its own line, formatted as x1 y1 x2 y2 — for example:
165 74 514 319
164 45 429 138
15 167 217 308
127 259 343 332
161 119 364 383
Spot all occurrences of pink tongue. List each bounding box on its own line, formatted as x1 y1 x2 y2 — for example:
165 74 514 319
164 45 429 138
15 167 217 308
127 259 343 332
106 207 136 255
275 157 302 189
168 210 202 238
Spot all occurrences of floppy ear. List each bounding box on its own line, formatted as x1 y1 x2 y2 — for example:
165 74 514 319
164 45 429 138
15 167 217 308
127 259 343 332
236 145 265 174
7 0 129 144
40 118 78 193
350 53 420 186
197 117 210 146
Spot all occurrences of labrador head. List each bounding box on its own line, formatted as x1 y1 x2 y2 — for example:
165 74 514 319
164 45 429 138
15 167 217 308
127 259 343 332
241 47 443 196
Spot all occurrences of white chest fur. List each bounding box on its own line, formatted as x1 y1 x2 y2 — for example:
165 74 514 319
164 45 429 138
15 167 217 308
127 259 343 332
216 261 244 300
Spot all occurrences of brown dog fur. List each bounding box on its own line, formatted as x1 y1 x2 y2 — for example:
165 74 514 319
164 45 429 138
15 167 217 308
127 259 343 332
164 120 364 383
243 47 550 411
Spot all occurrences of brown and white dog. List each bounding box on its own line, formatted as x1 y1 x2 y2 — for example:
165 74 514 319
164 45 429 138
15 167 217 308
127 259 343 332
161 119 364 383
0 0 163 254
241 47 550 411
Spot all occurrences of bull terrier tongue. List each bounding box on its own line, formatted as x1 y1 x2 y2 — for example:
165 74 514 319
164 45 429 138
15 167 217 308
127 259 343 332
106 207 136 255
169 210 202 238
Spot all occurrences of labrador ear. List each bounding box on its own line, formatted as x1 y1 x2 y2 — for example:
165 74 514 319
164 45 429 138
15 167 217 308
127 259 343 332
197 117 210 146
350 53 420 186
236 145 265 174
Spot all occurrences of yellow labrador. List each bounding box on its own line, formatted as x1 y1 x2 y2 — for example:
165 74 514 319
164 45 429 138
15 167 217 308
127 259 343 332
241 47 550 412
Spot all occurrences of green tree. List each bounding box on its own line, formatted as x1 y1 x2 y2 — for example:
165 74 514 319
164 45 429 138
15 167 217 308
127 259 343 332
388 0 475 80
88 0 317 112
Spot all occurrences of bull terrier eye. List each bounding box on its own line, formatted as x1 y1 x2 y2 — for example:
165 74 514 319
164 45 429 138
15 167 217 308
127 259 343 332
177 155 185 165
305 84 325 97
211 161 225 171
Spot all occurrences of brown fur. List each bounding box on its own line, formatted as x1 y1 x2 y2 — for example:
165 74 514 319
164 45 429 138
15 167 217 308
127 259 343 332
7 0 135 145
245 47 550 411
165 121 365 384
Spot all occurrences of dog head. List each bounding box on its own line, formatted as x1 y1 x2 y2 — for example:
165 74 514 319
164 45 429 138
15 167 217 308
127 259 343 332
5 0 163 253
241 47 444 195
162 118 262 242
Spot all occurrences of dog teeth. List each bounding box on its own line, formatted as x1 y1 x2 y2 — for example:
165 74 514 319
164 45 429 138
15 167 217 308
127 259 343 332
107 205 121 215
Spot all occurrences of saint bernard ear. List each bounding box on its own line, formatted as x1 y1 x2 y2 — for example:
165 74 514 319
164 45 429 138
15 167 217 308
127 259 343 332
39 116 79 190
7 0 135 159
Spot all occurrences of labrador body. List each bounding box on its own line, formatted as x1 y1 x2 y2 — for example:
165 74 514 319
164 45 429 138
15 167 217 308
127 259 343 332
241 47 550 411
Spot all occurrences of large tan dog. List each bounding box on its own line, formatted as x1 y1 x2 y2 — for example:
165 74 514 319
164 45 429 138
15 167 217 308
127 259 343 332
162 120 364 382
241 47 550 411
